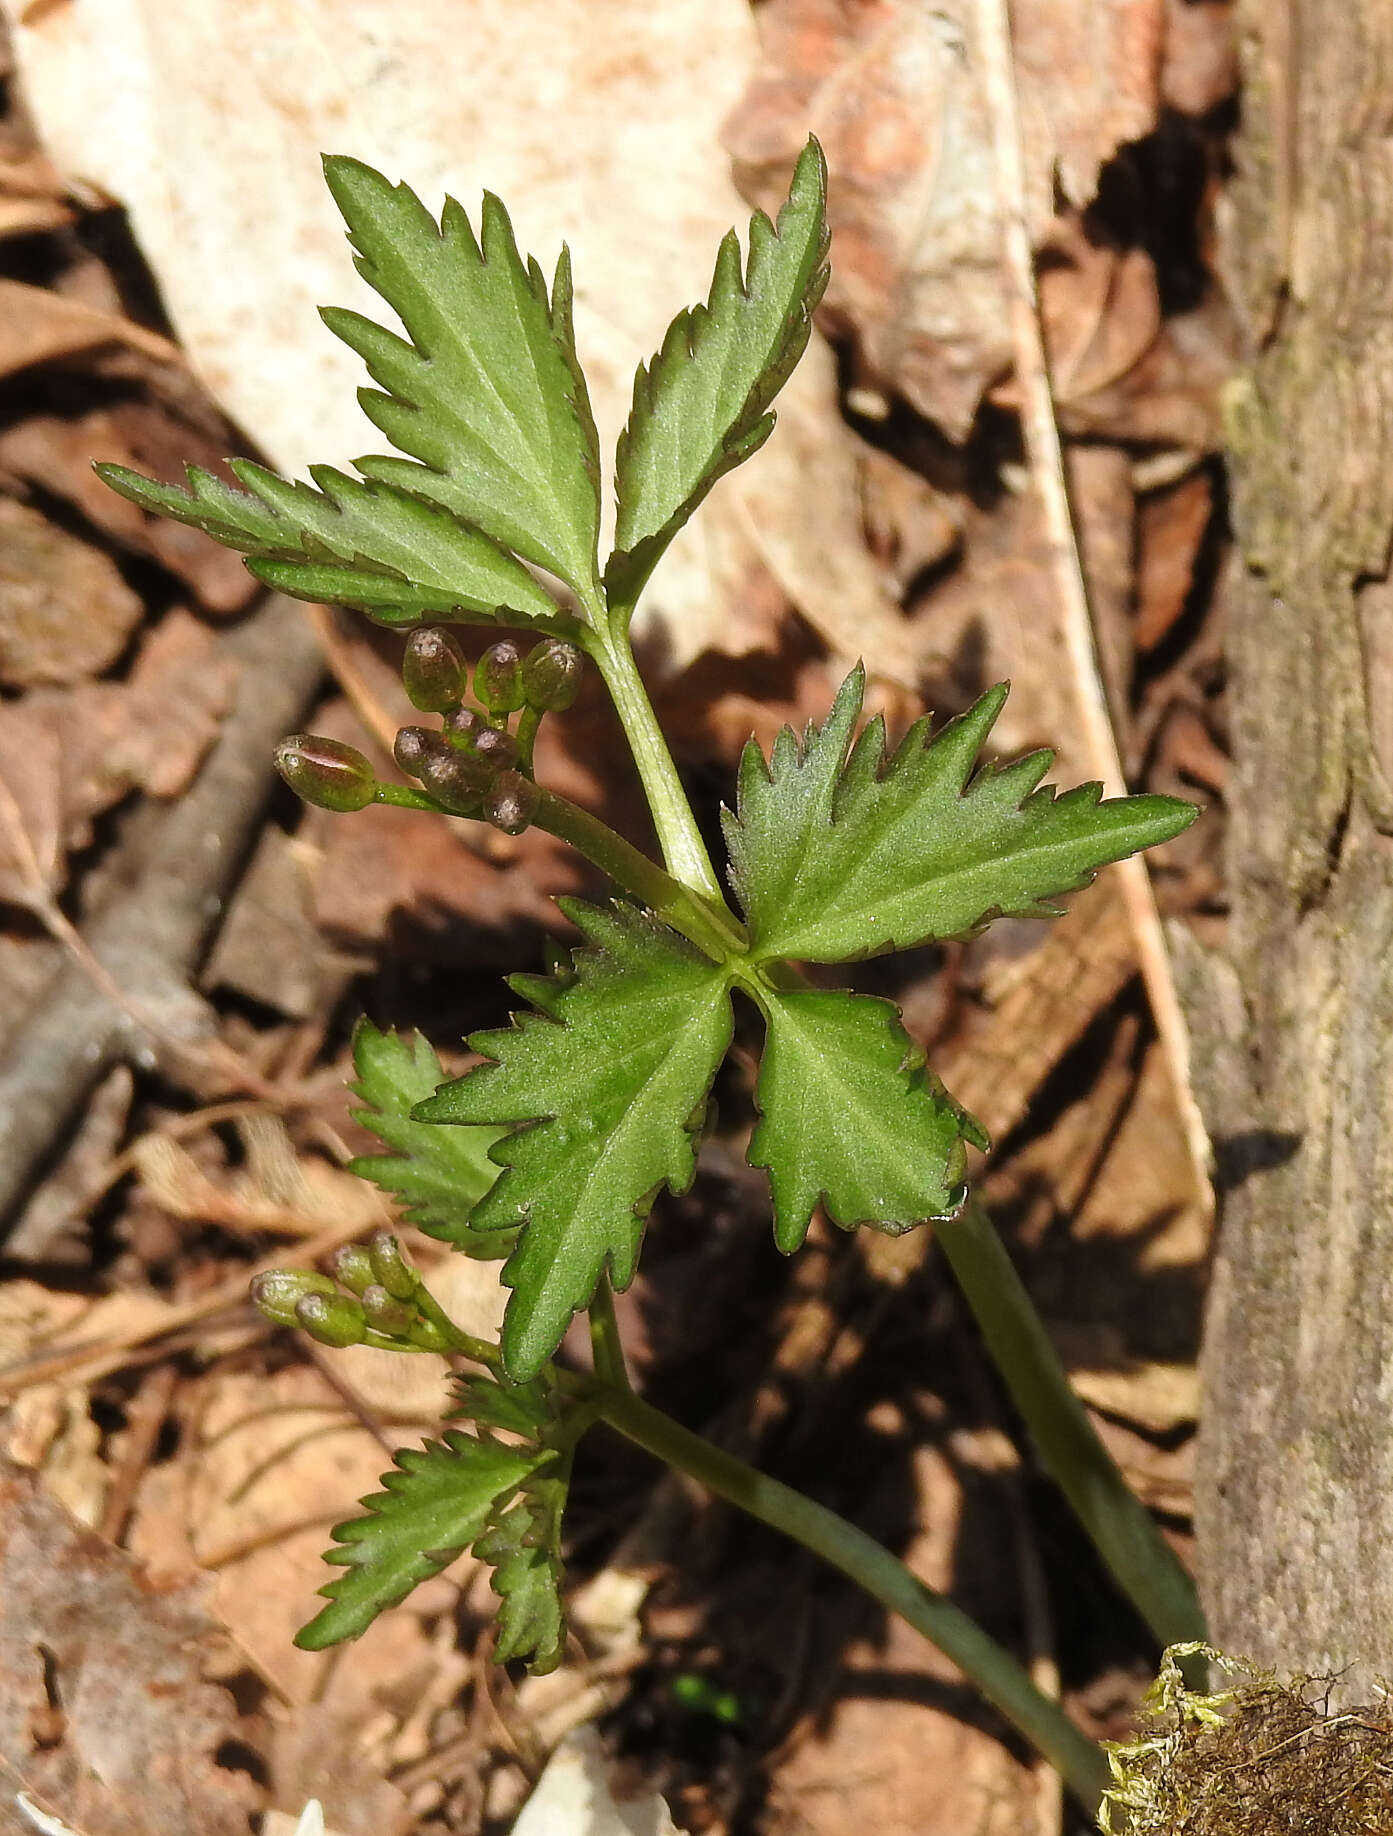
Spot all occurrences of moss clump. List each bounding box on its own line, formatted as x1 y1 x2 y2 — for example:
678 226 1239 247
1101 1643 1393 1834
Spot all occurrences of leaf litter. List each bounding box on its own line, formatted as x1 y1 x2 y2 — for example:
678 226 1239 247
0 0 1238 1832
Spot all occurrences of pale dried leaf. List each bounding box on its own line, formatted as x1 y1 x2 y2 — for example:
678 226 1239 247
4 0 912 670
511 1727 679 1836
132 1117 382 1239
933 875 1137 1146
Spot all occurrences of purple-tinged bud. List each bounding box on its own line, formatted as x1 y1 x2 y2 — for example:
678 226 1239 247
294 1291 367 1347
475 639 526 715
360 1283 416 1335
419 744 489 812
329 1244 376 1296
403 627 469 712
522 639 583 712
275 734 376 812
251 1268 337 1328
484 768 541 836
369 1230 419 1301
471 724 518 771
393 726 435 777
444 708 517 774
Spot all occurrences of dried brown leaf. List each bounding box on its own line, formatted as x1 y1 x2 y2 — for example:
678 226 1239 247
0 609 237 903
0 1458 254 1836
768 1439 1035 1836
0 410 256 615
0 278 178 381
1135 468 1214 651
730 0 1164 438
131 1114 382 1240
0 495 143 689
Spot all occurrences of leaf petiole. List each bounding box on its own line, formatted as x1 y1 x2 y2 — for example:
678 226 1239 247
587 1273 631 1393
531 785 745 961
587 622 725 905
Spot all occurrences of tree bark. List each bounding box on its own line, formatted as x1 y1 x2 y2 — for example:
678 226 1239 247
1193 0 1393 1693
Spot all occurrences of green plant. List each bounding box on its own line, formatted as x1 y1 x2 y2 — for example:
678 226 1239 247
99 141 1202 1817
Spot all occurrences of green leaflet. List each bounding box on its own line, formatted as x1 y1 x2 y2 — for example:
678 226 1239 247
95 459 561 628
606 139 830 610
414 902 732 1380
346 1022 509 1252
321 157 602 605
475 1480 568 1674
750 989 973 1253
296 1430 549 1648
724 668 1199 964
454 1370 556 1439
454 1372 569 1671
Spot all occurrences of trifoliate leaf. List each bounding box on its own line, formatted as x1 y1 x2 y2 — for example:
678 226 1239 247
725 668 1198 964
475 1472 568 1673
414 902 732 1379
347 1021 510 1252
750 988 972 1252
95 460 561 629
321 157 602 604
606 138 830 609
296 1430 549 1648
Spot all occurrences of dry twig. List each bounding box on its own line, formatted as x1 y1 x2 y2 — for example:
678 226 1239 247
0 592 325 1235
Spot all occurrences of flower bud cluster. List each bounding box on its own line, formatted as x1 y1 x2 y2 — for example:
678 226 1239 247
251 1231 449 1351
388 630 579 833
275 630 582 836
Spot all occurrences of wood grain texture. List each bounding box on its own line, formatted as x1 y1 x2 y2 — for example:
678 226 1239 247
1194 0 1393 1692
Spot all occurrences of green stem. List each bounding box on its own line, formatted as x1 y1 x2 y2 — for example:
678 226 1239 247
587 1274 631 1393
374 782 450 812
589 628 724 904
593 1383 1110 1815
938 1198 1205 1651
532 788 745 961
412 1283 504 1372
515 705 543 774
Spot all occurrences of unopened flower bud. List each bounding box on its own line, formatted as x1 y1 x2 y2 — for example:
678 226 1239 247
369 1229 419 1301
294 1291 367 1347
443 706 481 746
471 724 518 772
393 725 434 777
522 639 583 712
251 1268 336 1328
275 735 376 812
329 1243 376 1296
360 1283 416 1335
419 743 489 812
484 768 541 836
444 708 517 772
475 639 526 715
403 627 469 712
